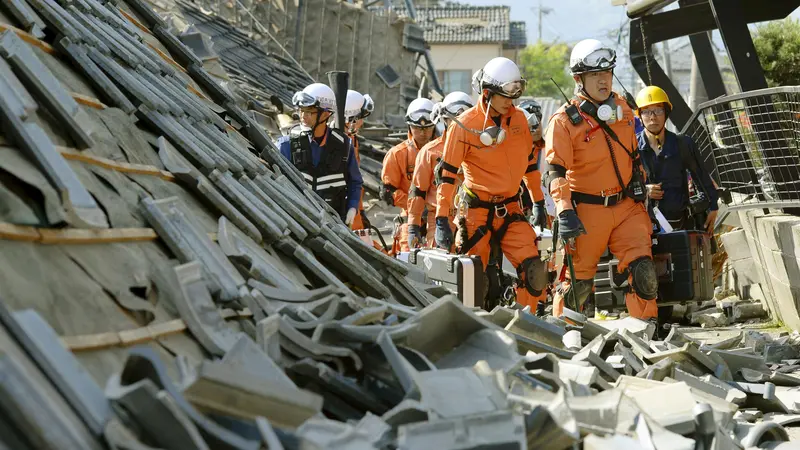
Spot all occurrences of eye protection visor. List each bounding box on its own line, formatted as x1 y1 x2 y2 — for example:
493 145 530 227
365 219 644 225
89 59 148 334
442 100 473 117
292 91 318 108
361 94 375 118
406 109 435 128
580 48 616 71
497 79 526 98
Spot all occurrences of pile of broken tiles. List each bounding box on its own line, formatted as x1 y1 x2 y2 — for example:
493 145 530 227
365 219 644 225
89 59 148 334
0 0 799 449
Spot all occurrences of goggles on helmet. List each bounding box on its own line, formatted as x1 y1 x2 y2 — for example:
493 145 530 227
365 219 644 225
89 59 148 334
442 100 473 117
474 70 527 99
495 79 526 99
361 94 375 118
406 108 435 128
573 48 616 73
292 91 319 109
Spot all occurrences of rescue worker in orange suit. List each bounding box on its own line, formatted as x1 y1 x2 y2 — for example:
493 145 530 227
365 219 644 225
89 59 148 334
280 83 363 226
381 98 436 253
344 90 375 231
407 92 475 249
435 57 547 308
545 39 659 321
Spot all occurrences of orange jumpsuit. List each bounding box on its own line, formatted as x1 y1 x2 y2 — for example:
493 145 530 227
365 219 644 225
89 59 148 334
349 137 367 231
545 94 656 320
407 136 458 248
436 101 543 308
382 134 420 253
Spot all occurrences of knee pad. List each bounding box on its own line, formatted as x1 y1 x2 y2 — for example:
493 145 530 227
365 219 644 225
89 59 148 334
629 256 659 300
517 257 547 296
561 279 594 309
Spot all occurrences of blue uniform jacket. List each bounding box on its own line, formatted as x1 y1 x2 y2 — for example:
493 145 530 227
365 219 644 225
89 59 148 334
277 128 363 211
637 130 719 216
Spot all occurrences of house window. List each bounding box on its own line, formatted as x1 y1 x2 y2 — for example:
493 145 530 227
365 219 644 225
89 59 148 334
437 70 472 94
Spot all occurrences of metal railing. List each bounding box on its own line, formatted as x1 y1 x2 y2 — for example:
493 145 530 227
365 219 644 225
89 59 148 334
681 86 800 211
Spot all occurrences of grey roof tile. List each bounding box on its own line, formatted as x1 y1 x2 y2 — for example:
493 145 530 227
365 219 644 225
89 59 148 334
395 5 513 44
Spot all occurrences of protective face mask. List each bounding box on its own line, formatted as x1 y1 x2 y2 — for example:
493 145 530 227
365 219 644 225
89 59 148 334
478 97 506 146
596 96 623 124
480 126 506 146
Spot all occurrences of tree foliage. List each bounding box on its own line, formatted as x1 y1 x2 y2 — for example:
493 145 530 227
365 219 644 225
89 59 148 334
518 42 572 98
752 18 800 87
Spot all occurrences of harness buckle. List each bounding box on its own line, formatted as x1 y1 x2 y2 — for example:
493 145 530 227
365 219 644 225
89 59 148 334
599 189 620 207
495 204 508 218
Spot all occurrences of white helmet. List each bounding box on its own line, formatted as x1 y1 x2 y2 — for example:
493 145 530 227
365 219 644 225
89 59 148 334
292 83 336 112
405 98 435 128
472 57 526 99
570 39 617 75
441 91 474 118
344 90 365 122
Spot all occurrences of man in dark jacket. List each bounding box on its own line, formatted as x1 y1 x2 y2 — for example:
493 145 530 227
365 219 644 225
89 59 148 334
636 86 719 233
278 83 363 225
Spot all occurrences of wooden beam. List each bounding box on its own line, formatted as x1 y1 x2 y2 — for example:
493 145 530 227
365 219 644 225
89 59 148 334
0 24 54 54
57 146 176 181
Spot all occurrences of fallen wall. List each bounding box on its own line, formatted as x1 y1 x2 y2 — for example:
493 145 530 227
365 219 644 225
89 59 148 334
730 210 800 331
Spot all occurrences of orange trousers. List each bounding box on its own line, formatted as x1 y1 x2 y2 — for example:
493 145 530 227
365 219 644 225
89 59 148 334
457 202 541 308
553 198 657 320
392 222 410 254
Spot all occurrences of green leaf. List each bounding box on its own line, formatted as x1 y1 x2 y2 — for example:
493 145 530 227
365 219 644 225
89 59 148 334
518 42 573 98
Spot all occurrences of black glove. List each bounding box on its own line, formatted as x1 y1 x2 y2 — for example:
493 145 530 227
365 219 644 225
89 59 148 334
379 184 395 206
407 224 421 249
434 216 453 250
558 209 586 243
360 210 371 230
532 200 548 230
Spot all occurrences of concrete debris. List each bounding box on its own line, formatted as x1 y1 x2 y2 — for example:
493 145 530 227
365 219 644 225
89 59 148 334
590 316 655 340
0 0 796 449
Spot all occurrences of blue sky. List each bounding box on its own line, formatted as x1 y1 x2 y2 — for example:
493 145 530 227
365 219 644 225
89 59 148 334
459 0 800 47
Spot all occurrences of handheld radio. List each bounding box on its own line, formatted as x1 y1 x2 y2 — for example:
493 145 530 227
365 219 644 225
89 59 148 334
550 78 583 125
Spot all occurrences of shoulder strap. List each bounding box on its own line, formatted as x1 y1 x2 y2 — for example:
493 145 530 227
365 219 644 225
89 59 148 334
676 134 699 173
675 133 710 198
324 129 349 173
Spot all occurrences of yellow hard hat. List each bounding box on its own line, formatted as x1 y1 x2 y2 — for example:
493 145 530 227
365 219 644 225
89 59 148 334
635 86 672 115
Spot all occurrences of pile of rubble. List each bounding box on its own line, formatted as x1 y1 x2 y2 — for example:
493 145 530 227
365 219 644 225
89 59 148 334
0 0 799 449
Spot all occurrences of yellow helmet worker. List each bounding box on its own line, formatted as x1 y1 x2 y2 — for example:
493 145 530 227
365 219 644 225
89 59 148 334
635 86 673 116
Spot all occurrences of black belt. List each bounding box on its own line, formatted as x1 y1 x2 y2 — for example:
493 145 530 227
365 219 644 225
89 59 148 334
572 191 624 207
465 192 520 209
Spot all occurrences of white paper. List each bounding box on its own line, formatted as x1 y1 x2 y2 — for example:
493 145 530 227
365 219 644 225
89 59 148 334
653 207 673 233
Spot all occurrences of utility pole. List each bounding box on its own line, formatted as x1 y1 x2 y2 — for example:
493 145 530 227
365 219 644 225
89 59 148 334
533 1 553 42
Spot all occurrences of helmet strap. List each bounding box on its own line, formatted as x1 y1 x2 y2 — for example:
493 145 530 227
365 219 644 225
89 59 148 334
312 110 328 139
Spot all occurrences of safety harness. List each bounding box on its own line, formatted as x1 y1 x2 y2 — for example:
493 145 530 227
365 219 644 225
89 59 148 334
547 106 645 209
456 187 526 254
